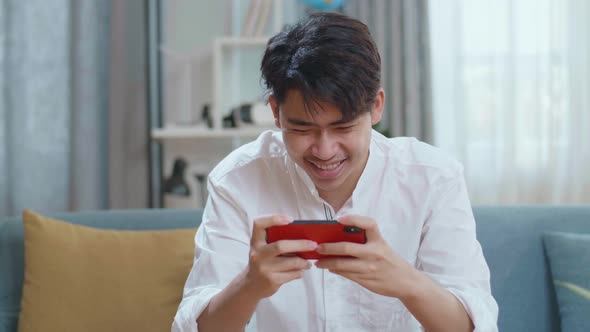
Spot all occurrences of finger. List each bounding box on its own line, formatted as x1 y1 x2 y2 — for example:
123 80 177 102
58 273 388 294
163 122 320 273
338 215 381 241
316 241 368 258
260 239 318 257
251 214 291 246
314 257 366 274
269 256 312 272
274 270 306 285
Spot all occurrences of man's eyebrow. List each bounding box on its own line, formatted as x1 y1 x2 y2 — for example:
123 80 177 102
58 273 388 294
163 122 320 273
286 117 354 126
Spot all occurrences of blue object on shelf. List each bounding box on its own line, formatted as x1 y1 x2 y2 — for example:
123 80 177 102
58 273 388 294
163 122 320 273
302 0 345 11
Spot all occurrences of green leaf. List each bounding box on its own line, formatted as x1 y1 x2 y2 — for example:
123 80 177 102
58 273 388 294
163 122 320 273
555 280 590 301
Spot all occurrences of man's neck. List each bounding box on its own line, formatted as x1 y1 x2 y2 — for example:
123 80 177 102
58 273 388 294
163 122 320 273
319 190 350 214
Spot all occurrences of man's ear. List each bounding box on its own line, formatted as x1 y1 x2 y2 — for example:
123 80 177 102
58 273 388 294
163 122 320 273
269 95 281 128
370 88 385 126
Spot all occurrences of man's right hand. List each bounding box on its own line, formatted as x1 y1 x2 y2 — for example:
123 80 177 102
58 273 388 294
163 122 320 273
196 214 314 331
244 214 317 299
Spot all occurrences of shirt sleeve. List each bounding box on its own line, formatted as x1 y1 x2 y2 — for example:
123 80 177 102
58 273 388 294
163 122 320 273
416 166 499 332
172 177 251 332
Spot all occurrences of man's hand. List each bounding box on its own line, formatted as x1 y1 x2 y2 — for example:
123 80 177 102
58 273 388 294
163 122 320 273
245 214 318 299
314 215 417 299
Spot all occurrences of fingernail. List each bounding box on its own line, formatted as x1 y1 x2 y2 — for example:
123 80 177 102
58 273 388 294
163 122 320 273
308 241 318 249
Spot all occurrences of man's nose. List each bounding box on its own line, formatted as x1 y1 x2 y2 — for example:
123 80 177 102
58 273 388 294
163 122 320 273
311 131 337 160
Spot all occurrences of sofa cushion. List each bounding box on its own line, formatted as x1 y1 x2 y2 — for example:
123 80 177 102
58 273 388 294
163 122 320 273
17 210 196 332
474 206 590 332
0 208 202 332
543 231 590 332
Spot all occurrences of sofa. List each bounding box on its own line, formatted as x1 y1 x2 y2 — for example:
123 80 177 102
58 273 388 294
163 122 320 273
1 206 589 331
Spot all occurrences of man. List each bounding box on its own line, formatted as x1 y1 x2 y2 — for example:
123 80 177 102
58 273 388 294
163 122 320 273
173 12 498 332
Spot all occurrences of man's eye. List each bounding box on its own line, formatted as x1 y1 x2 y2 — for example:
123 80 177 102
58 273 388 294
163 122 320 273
291 128 310 133
337 125 354 131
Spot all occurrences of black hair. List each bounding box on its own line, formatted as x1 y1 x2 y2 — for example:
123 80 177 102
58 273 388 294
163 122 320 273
260 12 381 122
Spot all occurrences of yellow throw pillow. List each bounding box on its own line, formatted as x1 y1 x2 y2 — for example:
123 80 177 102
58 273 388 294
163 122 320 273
18 210 196 332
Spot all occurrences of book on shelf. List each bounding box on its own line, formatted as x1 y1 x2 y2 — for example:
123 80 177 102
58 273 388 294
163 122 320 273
242 0 273 37
254 0 273 36
242 0 260 37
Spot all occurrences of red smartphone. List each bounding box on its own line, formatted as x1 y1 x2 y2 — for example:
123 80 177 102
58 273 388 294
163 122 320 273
265 220 367 259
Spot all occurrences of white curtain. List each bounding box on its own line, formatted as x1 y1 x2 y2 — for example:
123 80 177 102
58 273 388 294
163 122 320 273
429 0 590 204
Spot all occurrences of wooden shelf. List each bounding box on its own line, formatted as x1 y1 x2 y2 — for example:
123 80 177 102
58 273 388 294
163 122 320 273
151 126 275 141
215 36 270 47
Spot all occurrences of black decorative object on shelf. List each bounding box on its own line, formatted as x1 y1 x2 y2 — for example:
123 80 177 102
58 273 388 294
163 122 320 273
223 103 257 128
222 110 237 128
163 158 191 196
201 104 213 129
237 104 254 124
194 173 208 207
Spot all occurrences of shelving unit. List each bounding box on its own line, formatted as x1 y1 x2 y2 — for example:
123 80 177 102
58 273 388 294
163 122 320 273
212 36 270 131
150 0 289 143
152 125 274 140
214 36 270 46
148 0 293 208
150 35 272 143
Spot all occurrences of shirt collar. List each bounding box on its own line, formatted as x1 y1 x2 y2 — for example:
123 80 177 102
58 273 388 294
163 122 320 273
351 132 379 206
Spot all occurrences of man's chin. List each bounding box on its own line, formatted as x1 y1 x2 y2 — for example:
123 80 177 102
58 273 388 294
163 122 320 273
312 179 345 194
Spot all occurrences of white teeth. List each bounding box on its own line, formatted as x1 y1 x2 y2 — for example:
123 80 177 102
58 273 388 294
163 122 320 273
313 161 341 170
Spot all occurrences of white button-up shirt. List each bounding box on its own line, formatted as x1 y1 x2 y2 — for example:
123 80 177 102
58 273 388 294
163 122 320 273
173 130 498 332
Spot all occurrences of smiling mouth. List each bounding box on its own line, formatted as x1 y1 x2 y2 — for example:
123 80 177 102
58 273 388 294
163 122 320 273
312 160 343 170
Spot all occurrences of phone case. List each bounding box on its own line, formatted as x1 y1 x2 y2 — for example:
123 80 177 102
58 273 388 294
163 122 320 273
265 220 367 259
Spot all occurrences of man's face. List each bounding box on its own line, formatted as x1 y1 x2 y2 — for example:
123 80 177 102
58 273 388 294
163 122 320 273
270 89 383 197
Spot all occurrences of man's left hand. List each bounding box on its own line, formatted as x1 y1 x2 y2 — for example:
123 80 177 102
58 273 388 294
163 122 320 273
314 215 417 299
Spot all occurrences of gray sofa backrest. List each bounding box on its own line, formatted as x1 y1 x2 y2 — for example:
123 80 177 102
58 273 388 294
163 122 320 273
475 206 590 332
1 206 589 332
